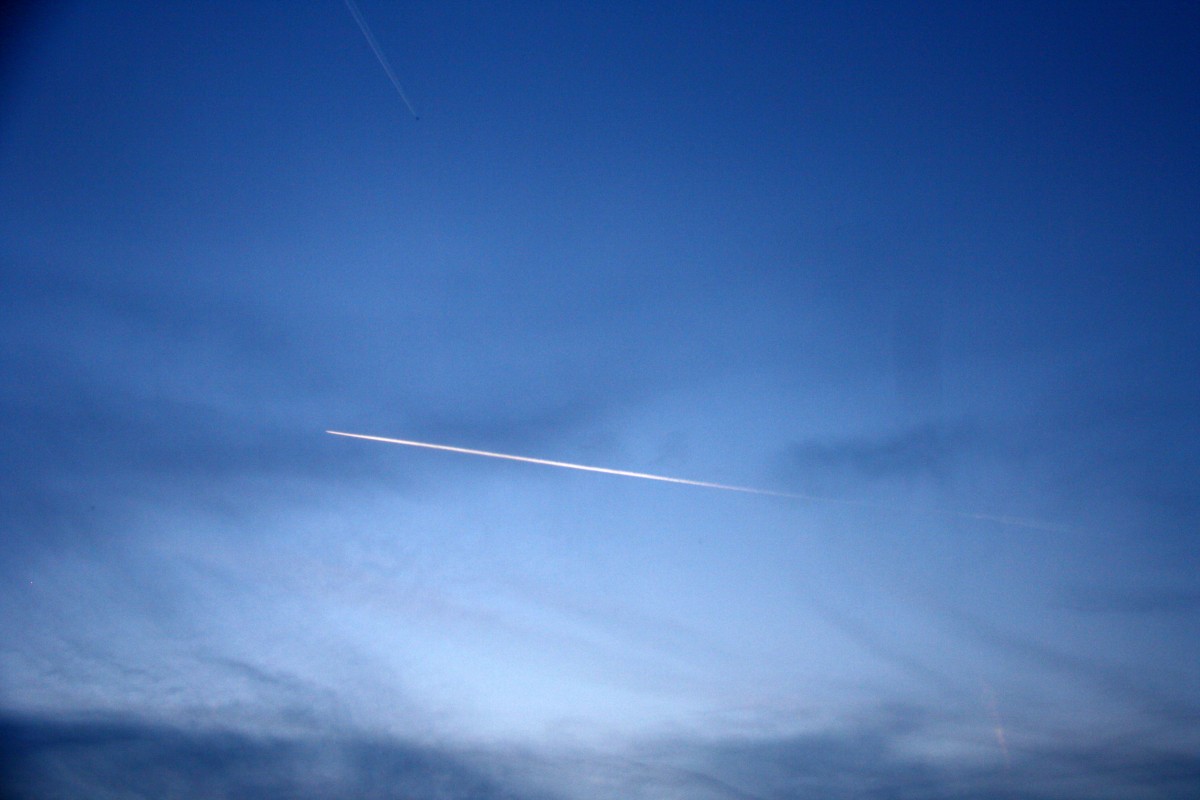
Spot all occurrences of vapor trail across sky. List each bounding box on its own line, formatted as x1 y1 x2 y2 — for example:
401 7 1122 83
341 0 419 118
326 430 1069 531
327 430 799 497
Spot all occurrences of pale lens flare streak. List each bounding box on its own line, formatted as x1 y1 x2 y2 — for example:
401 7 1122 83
325 430 1070 531
981 680 1012 770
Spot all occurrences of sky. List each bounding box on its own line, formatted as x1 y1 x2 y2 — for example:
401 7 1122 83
1 1 1198 797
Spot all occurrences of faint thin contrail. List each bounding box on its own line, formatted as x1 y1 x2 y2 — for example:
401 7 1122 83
325 430 1071 532
341 0 419 119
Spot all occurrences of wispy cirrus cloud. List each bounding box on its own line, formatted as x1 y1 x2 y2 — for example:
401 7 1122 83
781 422 979 488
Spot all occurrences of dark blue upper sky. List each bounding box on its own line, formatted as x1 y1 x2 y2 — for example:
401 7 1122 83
2 2 1198 797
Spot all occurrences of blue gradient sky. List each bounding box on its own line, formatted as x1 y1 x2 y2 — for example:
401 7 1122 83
2 2 1198 797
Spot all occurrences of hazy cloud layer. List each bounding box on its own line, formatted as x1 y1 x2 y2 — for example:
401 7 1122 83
3 711 1198 800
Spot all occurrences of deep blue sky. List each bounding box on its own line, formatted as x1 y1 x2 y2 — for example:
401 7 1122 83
2 1 1198 797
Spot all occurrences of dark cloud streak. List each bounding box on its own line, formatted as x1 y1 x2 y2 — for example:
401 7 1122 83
0 713 544 800
4 709 1197 800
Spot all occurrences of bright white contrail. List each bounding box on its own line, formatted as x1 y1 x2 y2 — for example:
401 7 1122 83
325 430 1071 531
342 0 419 119
327 430 797 498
